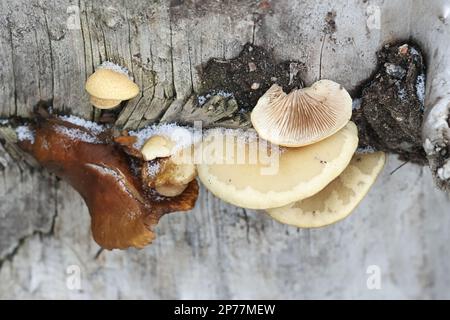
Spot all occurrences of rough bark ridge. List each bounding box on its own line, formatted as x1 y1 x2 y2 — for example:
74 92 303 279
1 0 450 299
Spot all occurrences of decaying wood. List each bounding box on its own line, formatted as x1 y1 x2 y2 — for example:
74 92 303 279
1 0 450 298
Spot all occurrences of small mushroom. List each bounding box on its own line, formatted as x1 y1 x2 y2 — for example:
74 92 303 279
141 135 175 161
267 152 386 228
250 80 352 147
85 67 139 109
142 154 197 197
197 121 358 209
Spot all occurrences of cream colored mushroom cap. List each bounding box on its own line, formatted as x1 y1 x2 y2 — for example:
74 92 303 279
197 121 358 209
251 80 352 147
85 68 139 100
267 151 386 228
141 135 175 161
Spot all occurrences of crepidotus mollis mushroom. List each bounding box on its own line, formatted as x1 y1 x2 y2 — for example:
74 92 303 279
267 152 386 227
16 112 198 250
250 80 352 147
85 62 139 109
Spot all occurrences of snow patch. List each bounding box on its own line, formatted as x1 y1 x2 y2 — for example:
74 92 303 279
129 123 199 152
59 115 105 134
145 162 161 177
0 119 9 125
54 125 101 144
416 73 426 106
97 61 131 78
356 146 376 154
197 90 234 106
16 126 35 144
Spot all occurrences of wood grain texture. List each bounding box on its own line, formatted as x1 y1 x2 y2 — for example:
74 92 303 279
1 0 450 298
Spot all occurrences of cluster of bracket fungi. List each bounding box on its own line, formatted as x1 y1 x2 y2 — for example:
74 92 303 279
5 42 426 250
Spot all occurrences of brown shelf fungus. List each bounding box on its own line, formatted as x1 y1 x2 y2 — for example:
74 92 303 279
85 66 139 109
197 122 359 209
251 80 352 147
17 114 198 250
267 152 386 228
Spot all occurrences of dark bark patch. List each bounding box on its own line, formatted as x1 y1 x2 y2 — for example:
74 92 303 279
199 43 305 111
352 42 427 164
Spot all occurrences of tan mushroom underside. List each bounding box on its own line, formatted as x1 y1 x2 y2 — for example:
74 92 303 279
251 80 352 147
155 184 188 197
197 122 358 209
89 96 122 109
267 152 386 228
85 68 139 100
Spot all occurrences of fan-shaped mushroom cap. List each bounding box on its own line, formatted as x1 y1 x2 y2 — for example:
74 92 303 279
251 80 352 147
267 152 386 228
141 135 175 161
89 96 122 109
85 68 139 101
197 121 358 209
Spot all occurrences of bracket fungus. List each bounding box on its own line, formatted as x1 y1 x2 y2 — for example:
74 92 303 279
197 122 358 209
267 152 386 228
85 64 139 109
250 80 352 147
17 113 198 250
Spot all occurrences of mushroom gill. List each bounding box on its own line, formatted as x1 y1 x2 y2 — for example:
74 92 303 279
17 114 198 250
251 80 352 147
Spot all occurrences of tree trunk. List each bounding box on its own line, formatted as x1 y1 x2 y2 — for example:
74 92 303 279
1 0 450 299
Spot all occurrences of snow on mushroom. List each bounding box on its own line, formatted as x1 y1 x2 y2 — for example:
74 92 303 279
250 80 352 147
267 151 386 228
85 62 140 109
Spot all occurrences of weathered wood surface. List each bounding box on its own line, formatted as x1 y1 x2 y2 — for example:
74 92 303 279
1 0 450 299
